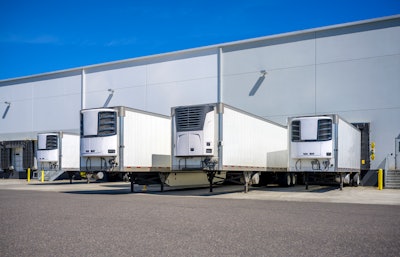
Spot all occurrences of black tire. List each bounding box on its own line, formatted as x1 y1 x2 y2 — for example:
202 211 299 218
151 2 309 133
279 173 291 187
291 173 297 186
352 173 360 187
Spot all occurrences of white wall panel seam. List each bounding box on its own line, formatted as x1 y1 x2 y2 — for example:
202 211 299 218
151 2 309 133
316 53 400 66
84 75 217 93
314 32 317 115
223 64 316 78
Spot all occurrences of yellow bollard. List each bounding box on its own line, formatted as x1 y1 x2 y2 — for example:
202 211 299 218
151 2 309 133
41 170 45 183
27 168 31 183
378 169 383 190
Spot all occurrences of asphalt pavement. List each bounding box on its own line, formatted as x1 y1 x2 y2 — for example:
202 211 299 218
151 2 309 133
0 180 399 257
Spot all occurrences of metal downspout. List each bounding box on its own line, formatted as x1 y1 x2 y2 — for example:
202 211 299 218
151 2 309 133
81 69 86 110
334 115 339 172
118 107 125 172
217 47 223 171
58 131 63 171
80 69 86 173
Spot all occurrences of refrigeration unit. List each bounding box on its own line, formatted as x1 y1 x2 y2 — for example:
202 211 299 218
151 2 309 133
80 106 171 189
288 114 361 189
171 103 288 192
36 132 80 181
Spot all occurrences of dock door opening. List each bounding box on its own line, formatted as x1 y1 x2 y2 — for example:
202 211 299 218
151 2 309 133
352 123 372 185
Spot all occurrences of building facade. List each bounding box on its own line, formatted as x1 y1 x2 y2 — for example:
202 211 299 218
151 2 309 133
0 15 399 178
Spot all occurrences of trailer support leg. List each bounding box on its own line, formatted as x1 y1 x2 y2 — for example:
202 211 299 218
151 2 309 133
243 171 252 193
129 173 134 193
305 173 309 190
159 173 168 192
68 172 73 184
207 171 216 193
339 174 343 191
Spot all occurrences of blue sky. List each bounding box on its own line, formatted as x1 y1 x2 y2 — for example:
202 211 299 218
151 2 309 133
0 0 399 80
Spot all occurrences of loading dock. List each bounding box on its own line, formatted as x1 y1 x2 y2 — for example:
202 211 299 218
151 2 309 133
0 16 399 188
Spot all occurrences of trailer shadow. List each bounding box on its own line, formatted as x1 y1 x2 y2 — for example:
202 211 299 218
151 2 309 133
63 189 132 195
145 185 245 197
55 180 339 196
28 181 96 186
262 185 339 193
62 183 246 196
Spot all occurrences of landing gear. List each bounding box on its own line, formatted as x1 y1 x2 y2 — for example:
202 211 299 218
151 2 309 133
159 172 169 192
243 171 253 193
68 171 74 184
207 171 217 192
305 173 309 190
129 173 134 193
339 174 343 191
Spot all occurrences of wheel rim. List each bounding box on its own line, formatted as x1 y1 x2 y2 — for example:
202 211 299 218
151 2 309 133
354 174 360 186
287 174 291 186
291 174 296 185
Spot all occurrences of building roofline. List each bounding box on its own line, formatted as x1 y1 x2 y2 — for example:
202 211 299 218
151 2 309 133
1 14 399 84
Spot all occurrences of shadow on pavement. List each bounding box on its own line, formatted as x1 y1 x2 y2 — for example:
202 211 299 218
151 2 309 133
40 180 339 196
262 185 339 193
62 184 246 196
63 189 132 195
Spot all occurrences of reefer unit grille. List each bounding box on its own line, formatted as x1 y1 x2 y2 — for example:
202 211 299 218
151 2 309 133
317 119 332 141
98 111 117 136
291 118 333 142
291 120 301 142
175 105 214 132
46 135 58 150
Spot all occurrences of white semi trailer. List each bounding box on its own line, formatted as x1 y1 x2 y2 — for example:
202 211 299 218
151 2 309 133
288 114 361 189
170 103 288 192
80 106 171 191
36 132 80 181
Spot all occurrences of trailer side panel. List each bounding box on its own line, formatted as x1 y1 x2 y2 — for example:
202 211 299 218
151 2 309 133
222 106 287 170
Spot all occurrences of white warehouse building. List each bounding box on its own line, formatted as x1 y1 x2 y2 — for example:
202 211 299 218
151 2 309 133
0 15 399 184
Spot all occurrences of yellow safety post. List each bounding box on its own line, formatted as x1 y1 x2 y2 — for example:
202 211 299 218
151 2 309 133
378 169 383 190
41 170 45 183
27 168 31 183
